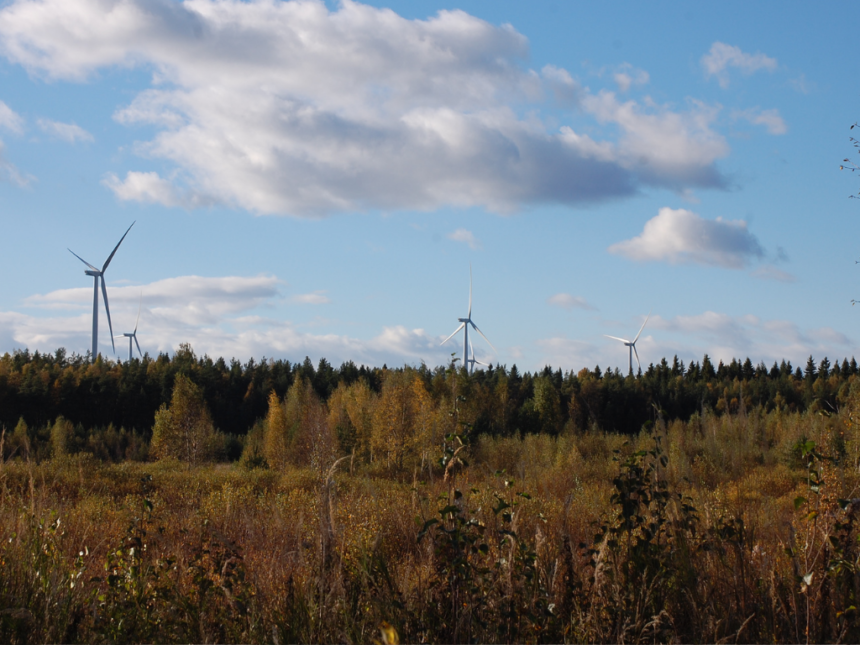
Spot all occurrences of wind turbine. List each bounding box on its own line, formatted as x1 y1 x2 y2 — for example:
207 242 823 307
68 221 135 359
467 336 490 373
441 266 495 374
605 310 651 375
117 294 143 361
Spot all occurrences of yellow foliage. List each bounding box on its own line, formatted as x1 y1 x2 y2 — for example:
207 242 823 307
150 374 215 464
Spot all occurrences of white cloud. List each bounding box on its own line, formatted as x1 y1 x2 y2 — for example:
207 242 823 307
701 42 777 88
0 99 23 133
608 207 764 269
612 63 649 93
447 228 481 250
103 171 181 206
547 293 595 311
580 92 729 190
649 312 852 366
8 273 458 366
535 337 602 371
0 0 731 216
536 312 854 372
103 171 215 208
292 291 331 305
26 275 283 325
37 118 93 142
732 108 786 135
751 265 797 283
0 139 33 187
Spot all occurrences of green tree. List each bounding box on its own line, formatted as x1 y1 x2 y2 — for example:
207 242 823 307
150 375 215 464
532 375 562 434
50 416 74 459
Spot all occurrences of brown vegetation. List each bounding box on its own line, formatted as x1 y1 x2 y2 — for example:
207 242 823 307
2 374 860 642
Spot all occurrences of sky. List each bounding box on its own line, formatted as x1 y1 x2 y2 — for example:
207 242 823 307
0 0 858 373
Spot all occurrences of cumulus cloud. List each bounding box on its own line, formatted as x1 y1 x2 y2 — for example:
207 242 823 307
9 273 459 365
447 228 481 250
579 92 729 190
0 99 23 133
608 207 764 269
27 274 282 321
547 293 596 310
102 171 215 208
701 42 777 88
732 108 786 135
0 0 731 216
37 118 93 142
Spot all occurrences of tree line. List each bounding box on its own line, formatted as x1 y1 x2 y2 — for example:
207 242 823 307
1 343 857 461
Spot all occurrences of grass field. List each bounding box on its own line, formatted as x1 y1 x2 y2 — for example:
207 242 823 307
2 405 860 643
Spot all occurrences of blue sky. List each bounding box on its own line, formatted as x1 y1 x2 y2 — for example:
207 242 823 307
0 0 858 372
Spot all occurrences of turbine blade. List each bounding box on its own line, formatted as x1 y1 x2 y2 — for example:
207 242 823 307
101 277 116 354
470 321 496 352
68 249 98 271
102 221 135 272
134 292 142 333
633 309 651 343
469 337 488 366
604 335 631 344
633 344 641 370
134 335 142 358
441 322 466 346
468 264 472 319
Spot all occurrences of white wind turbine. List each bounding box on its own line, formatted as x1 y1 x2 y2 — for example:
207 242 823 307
68 221 135 359
117 294 143 362
605 310 651 375
441 266 495 374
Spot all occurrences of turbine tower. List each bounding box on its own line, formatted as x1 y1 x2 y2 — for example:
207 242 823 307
68 221 135 359
441 265 495 374
605 310 651 375
118 294 143 362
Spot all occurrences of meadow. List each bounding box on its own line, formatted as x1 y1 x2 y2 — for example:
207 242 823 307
2 395 860 643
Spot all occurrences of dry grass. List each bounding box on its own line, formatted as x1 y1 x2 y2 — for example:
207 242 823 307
2 406 860 642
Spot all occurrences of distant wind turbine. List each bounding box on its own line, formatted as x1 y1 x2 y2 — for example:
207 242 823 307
117 294 143 361
467 336 490 373
68 221 135 359
605 310 651 375
441 265 495 374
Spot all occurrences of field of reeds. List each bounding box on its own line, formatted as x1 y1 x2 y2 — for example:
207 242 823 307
3 399 860 644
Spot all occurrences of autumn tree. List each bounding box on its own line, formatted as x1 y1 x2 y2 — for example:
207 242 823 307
264 389 290 470
150 374 215 464
50 416 74 459
372 369 436 471
264 376 337 471
327 379 376 464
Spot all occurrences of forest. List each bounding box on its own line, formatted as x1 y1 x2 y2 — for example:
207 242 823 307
0 343 854 462
2 345 860 643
